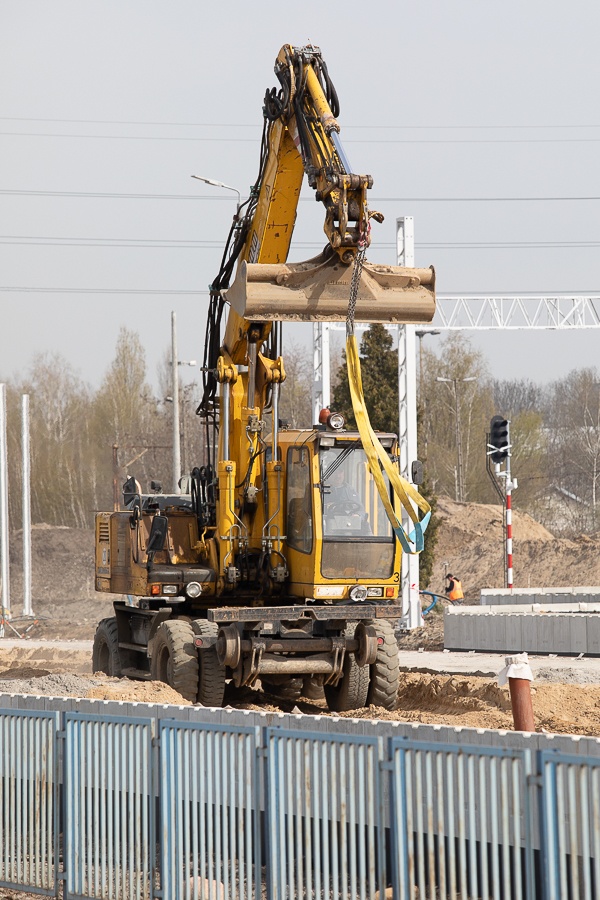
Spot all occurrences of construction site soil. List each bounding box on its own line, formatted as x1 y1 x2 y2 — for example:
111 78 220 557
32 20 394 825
2 501 600 737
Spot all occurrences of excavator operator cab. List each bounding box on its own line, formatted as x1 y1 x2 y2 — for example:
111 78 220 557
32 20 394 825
284 431 401 596
318 436 396 581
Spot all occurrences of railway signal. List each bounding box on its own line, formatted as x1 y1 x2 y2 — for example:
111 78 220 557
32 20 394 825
486 416 517 589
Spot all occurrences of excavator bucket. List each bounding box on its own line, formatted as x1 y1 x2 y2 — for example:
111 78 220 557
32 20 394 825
224 248 436 323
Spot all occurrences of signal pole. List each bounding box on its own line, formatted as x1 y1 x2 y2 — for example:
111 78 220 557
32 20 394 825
505 446 514 589
487 416 516 589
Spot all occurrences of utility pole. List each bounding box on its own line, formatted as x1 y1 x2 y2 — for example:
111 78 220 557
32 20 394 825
21 395 33 617
170 312 197 493
396 216 420 629
112 444 119 511
0 384 9 622
171 311 181 494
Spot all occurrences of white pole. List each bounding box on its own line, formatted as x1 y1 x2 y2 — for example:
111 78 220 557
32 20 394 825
396 217 421 629
22 394 33 616
0 384 10 622
312 323 331 422
171 311 181 493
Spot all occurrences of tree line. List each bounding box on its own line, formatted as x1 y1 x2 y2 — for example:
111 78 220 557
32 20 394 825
2 324 596 546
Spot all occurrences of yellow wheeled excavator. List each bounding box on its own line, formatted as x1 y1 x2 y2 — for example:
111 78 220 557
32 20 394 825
93 43 435 711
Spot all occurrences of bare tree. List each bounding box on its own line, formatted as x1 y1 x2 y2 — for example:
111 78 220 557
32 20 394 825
279 342 312 428
545 368 600 529
421 334 493 502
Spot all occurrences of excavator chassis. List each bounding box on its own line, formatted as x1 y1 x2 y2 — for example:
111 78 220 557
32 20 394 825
108 600 402 689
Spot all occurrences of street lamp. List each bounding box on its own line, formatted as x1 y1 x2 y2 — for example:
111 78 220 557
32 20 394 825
191 175 241 214
414 329 440 401
436 375 477 503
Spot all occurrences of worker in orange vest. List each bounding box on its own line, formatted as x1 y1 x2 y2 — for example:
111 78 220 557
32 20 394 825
445 573 464 603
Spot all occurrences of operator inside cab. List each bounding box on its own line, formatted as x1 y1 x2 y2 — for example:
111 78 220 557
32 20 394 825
322 463 371 536
319 443 395 579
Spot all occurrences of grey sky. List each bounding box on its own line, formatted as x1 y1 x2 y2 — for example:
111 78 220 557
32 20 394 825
1 0 599 393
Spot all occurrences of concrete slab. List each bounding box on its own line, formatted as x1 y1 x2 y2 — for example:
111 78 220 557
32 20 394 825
481 588 600 606
398 648 600 682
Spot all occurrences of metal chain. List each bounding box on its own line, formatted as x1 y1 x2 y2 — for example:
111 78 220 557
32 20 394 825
346 242 367 337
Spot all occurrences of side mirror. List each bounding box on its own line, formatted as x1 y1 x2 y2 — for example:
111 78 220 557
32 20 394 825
411 460 424 485
146 515 168 554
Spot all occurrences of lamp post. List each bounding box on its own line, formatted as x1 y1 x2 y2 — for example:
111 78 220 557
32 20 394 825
415 329 440 402
191 175 241 215
436 376 477 502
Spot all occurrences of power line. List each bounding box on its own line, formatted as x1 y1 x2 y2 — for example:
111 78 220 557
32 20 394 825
0 189 216 200
1 116 599 130
1 237 600 250
2 131 600 144
0 286 208 294
2 188 600 202
2 287 600 295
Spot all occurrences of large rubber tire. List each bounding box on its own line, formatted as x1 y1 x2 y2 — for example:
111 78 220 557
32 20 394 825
193 620 226 707
324 625 370 712
367 618 400 710
92 617 124 677
150 620 198 702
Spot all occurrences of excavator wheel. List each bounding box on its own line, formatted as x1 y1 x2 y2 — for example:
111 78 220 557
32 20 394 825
93 617 129 677
324 624 370 713
192 620 226 707
150 620 198 703
366 618 400 710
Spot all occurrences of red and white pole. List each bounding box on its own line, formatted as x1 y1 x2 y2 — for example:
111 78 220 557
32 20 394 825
505 421 514 589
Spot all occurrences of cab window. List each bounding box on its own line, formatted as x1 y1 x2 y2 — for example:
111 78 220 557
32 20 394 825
286 447 313 554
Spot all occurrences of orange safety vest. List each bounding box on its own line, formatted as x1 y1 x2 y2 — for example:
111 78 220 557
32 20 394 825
448 579 464 602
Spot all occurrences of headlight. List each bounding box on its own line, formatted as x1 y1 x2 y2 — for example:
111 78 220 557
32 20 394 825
366 587 383 598
186 581 202 598
350 585 368 601
162 584 178 595
327 412 345 430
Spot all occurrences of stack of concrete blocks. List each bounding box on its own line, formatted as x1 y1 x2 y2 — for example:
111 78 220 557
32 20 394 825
444 589 600 655
481 587 600 605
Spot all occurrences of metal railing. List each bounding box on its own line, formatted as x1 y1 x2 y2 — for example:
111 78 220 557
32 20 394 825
0 703 599 899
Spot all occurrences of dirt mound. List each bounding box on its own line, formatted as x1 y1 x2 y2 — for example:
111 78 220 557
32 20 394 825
7 524 119 640
0 670 191 706
430 497 600 597
2 647 600 737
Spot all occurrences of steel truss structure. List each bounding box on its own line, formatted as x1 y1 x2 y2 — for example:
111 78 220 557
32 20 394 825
435 294 600 330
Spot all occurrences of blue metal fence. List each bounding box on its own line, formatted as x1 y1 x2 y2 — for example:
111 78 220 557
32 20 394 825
160 720 261 900
0 703 599 899
541 750 600 900
64 713 155 900
0 709 60 895
266 729 385 900
390 740 535 900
